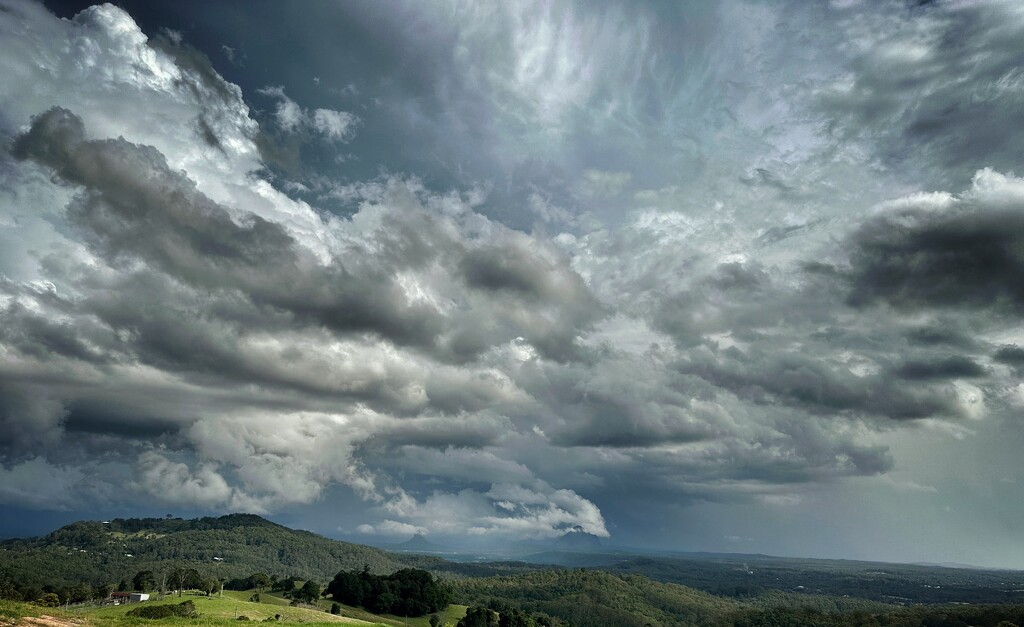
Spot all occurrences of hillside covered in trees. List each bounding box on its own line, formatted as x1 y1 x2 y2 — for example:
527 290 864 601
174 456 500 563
452 570 1024 627
0 514 433 588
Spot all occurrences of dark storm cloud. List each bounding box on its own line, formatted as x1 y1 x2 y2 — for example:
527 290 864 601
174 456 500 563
462 246 568 299
362 414 510 450
651 262 784 348
676 346 964 421
904 323 978 348
846 197 1024 312
13 108 599 363
0 301 106 364
509 352 721 450
993 345 1024 367
459 242 602 361
62 400 180 438
574 415 896 508
0 384 66 457
548 389 711 449
614 255 983 425
894 355 986 381
12 108 298 273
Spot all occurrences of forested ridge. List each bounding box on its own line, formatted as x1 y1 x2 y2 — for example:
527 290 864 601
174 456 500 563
452 570 1024 627
0 514 429 587
608 555 1024 605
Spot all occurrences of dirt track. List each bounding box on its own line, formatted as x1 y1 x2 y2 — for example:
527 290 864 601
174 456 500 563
12 616 86 627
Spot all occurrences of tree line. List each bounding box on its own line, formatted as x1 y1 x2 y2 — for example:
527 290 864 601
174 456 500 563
0 564 225 607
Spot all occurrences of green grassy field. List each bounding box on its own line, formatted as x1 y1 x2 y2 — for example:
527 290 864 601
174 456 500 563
1 594 383 626
0 592 467 627
258 591 467 627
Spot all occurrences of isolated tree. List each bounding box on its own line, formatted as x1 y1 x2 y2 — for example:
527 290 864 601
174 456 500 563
132 570 156 593
169 567 203 595
201 577 221 596
250 572 271 593
295 580 321 605
331 602 341 615
35 592 60 607
429 614 442 627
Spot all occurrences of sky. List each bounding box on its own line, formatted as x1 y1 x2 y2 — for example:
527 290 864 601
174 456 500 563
1 0 1023 568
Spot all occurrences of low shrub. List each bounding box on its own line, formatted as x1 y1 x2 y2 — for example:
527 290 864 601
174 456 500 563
127 600 198 619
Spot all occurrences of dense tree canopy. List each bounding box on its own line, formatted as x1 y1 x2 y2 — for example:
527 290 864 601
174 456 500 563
326 567 453 617
458 606 499 627
0 515 437 589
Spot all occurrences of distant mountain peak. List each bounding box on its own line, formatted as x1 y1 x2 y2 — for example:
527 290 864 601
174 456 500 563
554 527 602 549
393 533 446 552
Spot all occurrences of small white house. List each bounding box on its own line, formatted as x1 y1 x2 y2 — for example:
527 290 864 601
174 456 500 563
110 592 149 605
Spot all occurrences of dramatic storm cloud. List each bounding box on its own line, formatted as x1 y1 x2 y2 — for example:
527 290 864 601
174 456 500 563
2 0 1024 567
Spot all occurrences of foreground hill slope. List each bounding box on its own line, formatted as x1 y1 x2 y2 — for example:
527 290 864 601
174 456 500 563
0 593 385 626
0 514 436 588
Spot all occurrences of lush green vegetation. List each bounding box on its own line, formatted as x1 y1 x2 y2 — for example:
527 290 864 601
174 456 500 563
0 594 385 626
452 569 1024 627
720 605 1024 627
126 599 198 619
453 569 734 627
0 513 548 602
604 555 1024 605
326 567 453 616
0 514 440 591
4 515 1024 627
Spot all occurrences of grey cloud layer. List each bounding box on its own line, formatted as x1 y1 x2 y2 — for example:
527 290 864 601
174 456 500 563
13 107 600 364
2 0 1024 558
818 0 1024 186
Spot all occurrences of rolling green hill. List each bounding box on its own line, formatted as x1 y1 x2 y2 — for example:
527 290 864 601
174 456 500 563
0 514 438 589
